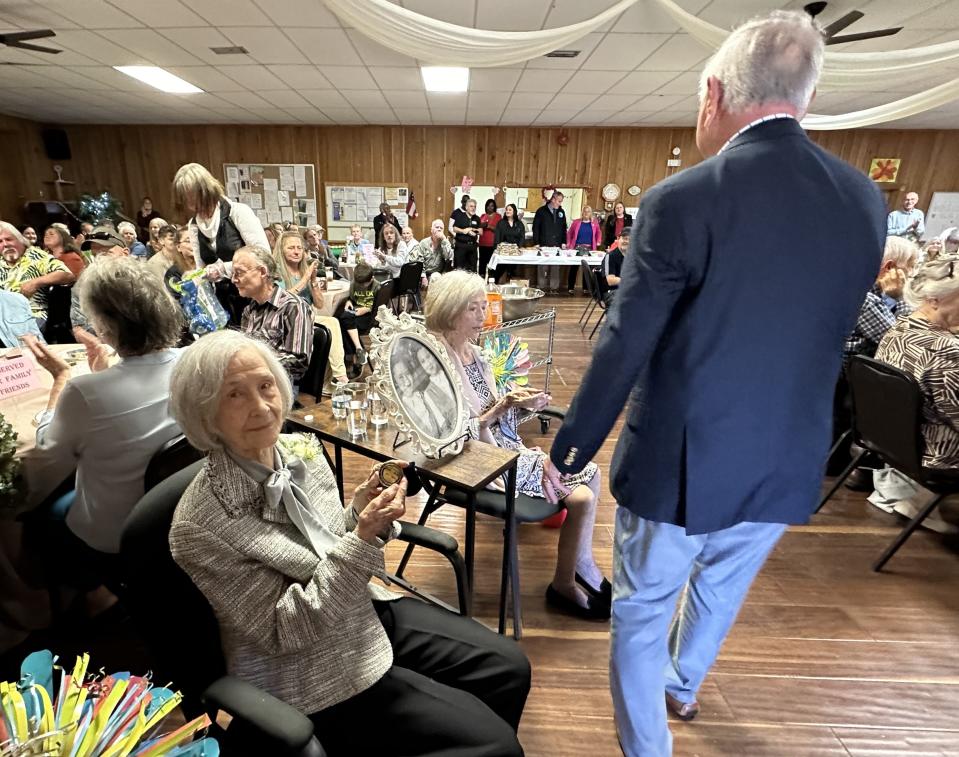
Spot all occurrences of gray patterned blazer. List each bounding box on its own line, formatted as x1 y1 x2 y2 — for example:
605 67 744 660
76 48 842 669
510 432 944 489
169 442 396 715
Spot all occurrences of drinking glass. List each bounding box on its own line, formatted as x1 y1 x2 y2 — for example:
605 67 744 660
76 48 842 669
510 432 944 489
331 383 350 419
367 377 388 427
345 381 369 438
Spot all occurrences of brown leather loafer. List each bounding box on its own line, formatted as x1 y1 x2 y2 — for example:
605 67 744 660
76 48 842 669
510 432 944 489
666 693 700 721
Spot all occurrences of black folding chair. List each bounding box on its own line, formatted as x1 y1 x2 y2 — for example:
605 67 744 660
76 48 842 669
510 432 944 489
145 434 204 492
817 356 959 571
393 261 424 313
299 324 333 404
588 272 611 340
578 260 597 326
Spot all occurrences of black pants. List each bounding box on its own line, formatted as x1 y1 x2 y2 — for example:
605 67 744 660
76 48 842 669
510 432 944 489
336 310 376 354
478 246 495 278
566 265 579 291
454 243 478 272
310 598 530 756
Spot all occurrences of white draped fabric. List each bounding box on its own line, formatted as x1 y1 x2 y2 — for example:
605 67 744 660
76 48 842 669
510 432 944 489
320 0 959 128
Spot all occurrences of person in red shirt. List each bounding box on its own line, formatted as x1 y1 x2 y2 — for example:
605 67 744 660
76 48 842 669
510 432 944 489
478 199 502 279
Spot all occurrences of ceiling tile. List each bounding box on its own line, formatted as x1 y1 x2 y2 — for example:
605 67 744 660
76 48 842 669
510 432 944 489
257 0 341 27
318 107 366 123
165 66 243 91
215 90 274 109
615 70 682 95
581 33 670 71
515 69 573 93
508 91 554 109
157 28 236 64
563 70 622 95
541 0 617 32
188 0 271 26
356 108 399 123
498 109 544 124
216 65 288 90
402 0 476 26
630 93 688 111
652 70 700 96
265 65 332 89
341 90 390 108
110 0 206 27
282 28 355 64
393 108 432 123
524 33 606 71
221 27 308 64
611 0 710 34
638 110 694 125
467 91 511 109
105 28 205 66
470 68 522 92
345 31 418 67
296 89 350 107
368 67 423 90
49 30 139 66
640 34 711 71
427 92 468 109
567 109 619 124
533 109 582 124
70 65 148 90
697 0 783 29
258 90 311 108
385 90 429 109
33 0 142 28
281 106 333 123
318 66 377 89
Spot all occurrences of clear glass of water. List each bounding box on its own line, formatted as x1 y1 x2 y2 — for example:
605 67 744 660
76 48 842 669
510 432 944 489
331 384 350 419
367 377 388 427
345 382 369 437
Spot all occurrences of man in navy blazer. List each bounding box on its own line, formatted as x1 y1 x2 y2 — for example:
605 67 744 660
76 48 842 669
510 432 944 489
548 11 886 756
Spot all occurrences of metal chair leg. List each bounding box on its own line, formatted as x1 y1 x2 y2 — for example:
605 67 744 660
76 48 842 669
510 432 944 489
394 492 438 578
508 517 522 640
580 300 598 330
578 298 594 325
873 493 945 572
816 449 867 513
589 308 606 340
826 428 852 465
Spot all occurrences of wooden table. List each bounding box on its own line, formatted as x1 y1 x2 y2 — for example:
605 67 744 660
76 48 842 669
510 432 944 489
288 402 522 635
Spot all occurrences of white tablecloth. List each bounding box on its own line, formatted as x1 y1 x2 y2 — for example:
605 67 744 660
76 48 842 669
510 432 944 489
487 253 605 270
316 280 351 318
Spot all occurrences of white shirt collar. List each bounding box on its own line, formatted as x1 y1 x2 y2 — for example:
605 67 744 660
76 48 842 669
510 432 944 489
718 113 796 154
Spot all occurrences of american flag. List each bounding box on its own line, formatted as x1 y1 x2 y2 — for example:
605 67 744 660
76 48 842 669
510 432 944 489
406 191 417 220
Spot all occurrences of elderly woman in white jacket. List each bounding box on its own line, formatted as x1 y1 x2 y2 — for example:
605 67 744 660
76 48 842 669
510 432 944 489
167 330 529 757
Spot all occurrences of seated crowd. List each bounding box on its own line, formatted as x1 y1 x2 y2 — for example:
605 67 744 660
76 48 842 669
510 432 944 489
4 160 958 754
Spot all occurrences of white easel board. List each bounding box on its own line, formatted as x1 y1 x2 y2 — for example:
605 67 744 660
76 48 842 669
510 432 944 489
222 163 318 228
925 192 959 239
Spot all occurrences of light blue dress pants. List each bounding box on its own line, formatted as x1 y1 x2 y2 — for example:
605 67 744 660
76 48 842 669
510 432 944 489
610 508 787 756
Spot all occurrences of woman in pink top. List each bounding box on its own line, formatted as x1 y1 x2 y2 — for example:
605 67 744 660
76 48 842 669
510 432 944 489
564 206 601 294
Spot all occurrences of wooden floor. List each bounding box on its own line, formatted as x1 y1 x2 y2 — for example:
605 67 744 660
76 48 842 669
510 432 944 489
370 294 959 757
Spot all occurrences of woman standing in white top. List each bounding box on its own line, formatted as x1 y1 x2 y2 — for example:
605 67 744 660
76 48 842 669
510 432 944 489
173 162 269 324
26 256 183 594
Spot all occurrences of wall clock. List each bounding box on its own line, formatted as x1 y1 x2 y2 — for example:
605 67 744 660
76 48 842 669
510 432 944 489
627 185 641 196
601 183 620 202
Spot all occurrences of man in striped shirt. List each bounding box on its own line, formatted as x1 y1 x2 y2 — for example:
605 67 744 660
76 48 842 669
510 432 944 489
232 245 313 383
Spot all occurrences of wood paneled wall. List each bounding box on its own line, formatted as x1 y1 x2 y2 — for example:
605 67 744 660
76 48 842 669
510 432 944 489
1 114 958 237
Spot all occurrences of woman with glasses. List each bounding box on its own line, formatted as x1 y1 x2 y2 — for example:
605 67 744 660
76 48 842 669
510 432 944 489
870 256 959 533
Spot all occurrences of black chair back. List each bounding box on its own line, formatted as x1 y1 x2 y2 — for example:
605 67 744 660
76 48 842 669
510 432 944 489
580 260 594 298
300 323 333 403
371 280 395 321
847 356 926 481
120 460 221 716
42 284 74 344
145 435 204 492
593 270 610 300
395 262 423 294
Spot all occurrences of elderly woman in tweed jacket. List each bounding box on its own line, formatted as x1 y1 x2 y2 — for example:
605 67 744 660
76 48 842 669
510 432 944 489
167 331 529 756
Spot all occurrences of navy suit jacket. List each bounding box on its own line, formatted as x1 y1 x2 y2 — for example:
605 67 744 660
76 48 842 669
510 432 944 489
551 118 886 534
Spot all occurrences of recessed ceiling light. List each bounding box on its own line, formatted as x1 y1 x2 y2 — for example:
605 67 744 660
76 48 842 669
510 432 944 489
113 66 203 94
421 66 469 93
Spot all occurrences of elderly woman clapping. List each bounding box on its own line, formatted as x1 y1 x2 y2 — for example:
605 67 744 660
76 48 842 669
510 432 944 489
427 271 611 620
26 256 183 593
168 330 529 756
870 256 959 533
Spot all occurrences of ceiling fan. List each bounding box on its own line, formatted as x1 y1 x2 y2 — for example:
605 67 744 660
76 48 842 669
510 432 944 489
0 29 61 54
804 2 903 45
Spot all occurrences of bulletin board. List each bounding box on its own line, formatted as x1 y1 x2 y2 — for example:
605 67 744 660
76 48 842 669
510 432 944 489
222 163 318 229
324 182 409 241
925 192 959 239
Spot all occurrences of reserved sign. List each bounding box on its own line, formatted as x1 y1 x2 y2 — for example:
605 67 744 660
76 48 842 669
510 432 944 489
0 351 41 399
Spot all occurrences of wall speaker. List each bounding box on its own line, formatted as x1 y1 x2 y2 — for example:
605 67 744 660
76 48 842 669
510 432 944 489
41 128 71 160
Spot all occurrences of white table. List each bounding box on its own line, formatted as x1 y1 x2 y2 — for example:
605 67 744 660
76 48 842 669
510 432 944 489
316 279 351 318
487 253 605 270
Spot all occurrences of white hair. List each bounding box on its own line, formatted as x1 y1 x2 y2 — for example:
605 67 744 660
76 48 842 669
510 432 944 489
234 244 277 278
904 256 959 309
699 10 824 114
117 221 137 235
169 330 293 452
0 221 26 246
882 236 919 270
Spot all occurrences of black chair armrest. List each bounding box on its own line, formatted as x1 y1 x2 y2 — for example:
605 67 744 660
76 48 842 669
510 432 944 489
202 675 323 755
397 521 459 558
538 406 567 421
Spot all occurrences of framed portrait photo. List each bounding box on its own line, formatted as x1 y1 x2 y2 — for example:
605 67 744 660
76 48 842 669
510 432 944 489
369 308 469 458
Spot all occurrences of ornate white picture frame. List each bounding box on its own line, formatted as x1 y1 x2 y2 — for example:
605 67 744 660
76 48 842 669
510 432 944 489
369 307 469 458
